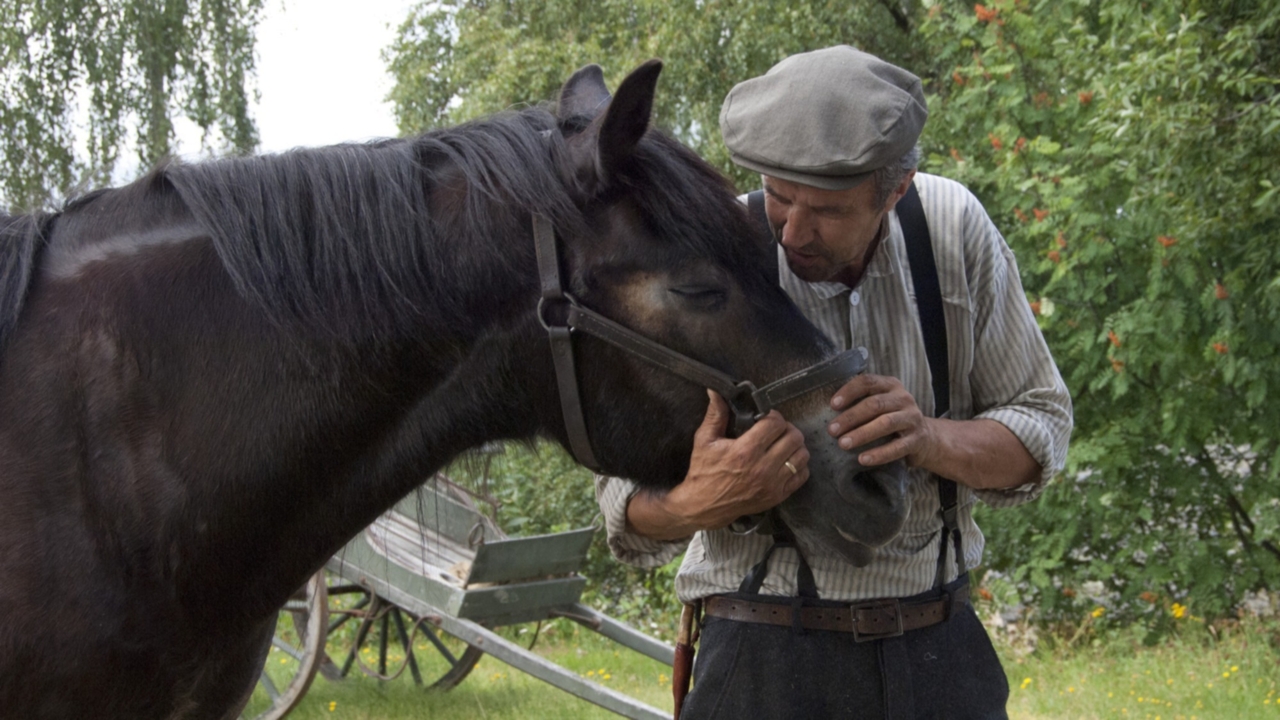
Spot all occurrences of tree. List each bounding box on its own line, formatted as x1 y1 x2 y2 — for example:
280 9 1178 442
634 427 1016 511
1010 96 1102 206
385 0 1280 625
920 0 1280 624
0 0 263 211
385 0 924 189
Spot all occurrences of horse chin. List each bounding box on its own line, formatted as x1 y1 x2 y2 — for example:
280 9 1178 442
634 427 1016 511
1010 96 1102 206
777 412 911 567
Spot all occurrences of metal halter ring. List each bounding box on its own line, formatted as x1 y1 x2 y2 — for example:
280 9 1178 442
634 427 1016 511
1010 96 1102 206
536 294 581 332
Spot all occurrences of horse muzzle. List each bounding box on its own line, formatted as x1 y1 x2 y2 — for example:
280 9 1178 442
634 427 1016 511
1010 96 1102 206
773 409 912 567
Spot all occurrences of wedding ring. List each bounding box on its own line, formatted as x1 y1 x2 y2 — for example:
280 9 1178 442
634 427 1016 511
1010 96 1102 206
784 460 798 476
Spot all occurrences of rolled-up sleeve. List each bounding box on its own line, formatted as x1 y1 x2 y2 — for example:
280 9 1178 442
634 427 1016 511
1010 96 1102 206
594 475 689 568
963 204 1073 507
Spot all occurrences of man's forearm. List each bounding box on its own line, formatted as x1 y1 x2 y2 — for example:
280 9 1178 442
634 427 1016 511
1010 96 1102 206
918 417 1041 490
625 490 701 542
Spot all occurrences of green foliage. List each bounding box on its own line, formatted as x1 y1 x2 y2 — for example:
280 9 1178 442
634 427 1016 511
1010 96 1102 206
0 0 263 211
386 0 925 189
387 0 1280 624
921 0 1280 624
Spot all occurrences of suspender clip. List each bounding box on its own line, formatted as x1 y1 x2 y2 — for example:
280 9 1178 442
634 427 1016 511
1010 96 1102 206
941 503 959 532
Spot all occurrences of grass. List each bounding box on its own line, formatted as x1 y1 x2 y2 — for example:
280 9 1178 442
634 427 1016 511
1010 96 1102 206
246 614 1279 719
1002 617 1280 720
247 620 674 720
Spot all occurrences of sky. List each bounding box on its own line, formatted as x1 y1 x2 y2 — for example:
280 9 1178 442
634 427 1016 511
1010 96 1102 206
175 0 420 157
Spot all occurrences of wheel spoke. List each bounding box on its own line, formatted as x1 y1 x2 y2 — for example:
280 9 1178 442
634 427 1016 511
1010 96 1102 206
270 636 305 662
391 609 424 685
378 614 390 676
418 622 459 666
318 577 482 692
340 599 379 678
259 670 280 702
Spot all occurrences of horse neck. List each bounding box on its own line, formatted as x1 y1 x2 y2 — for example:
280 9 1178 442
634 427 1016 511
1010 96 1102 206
172 233 553 625
17 182 555 628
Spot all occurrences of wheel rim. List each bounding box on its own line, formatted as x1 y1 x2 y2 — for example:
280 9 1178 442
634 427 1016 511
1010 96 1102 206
241 571 329 720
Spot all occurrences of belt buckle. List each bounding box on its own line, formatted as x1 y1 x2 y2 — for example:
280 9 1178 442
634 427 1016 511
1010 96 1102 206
850 598 904 643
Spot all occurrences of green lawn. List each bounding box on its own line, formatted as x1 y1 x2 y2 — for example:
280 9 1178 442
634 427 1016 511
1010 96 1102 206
1003 618 1280 720
252 622 673 720
252 615 1278 719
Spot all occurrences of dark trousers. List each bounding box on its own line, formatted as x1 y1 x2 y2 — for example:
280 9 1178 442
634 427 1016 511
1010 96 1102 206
681 582 1009 719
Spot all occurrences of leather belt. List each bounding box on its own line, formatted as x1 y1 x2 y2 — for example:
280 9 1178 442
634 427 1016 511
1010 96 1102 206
702 582 969 643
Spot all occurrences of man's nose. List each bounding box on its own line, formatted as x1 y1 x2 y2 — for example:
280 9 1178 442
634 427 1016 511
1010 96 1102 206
779 206 813 248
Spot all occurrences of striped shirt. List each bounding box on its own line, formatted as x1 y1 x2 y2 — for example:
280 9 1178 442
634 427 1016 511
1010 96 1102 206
594 172 1073 602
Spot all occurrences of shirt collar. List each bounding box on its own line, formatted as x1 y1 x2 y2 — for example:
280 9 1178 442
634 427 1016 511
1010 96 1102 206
863 212 897 279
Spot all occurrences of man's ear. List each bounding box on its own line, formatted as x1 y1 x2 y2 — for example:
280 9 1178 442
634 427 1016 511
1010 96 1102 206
884 169 917 214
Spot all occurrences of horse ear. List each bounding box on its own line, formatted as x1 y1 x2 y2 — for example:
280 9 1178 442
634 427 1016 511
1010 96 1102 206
558 64 612 123
597 59 662 178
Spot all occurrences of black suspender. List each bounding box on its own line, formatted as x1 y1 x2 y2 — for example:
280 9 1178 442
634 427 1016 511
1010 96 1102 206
897 183 966 589
747 189 776 279
745 181 965 595
897 184 949 419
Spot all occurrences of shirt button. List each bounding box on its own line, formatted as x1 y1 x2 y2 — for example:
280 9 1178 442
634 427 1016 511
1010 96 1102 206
849 291 861 306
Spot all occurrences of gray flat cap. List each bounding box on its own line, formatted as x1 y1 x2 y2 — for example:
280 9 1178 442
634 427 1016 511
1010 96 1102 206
720 46 927 190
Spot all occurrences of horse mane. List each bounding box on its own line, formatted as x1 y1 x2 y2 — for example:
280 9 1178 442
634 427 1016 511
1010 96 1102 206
163 108 589 337
0 105 760 351
0 211 54 353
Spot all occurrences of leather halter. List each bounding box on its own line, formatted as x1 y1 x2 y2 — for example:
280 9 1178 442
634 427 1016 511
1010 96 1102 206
533 213 866 472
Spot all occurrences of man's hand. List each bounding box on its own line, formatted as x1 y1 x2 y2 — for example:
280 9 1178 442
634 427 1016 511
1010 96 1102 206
827 374 936 468
826 373 1042 490
625 390 810 541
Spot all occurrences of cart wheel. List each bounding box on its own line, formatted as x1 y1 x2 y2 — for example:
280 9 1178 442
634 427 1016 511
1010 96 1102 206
326 582 484 690
241 571 329 720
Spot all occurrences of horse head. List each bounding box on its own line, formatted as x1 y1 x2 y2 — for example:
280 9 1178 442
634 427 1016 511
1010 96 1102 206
540 61 910 565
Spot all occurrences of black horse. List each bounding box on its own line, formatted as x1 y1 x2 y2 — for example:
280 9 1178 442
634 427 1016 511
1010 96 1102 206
0 62 907 718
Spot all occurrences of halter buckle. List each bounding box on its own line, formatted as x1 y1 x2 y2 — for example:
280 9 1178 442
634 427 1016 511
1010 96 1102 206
725 380 763 437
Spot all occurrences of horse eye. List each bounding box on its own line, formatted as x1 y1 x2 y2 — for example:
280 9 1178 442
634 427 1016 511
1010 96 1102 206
669 286 727 310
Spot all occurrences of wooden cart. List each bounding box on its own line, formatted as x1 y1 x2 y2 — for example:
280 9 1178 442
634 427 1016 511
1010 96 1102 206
241 476 674 720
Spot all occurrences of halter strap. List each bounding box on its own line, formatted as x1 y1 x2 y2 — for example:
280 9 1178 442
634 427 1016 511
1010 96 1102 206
533 213 601 470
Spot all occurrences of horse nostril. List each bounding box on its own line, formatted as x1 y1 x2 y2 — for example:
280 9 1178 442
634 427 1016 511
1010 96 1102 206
837 469 892 506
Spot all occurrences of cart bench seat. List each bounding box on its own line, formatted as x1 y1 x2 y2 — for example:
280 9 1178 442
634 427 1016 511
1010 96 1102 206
330 481 595 625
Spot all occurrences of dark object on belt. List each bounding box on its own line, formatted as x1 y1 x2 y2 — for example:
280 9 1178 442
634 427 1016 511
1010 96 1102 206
703 578 969 642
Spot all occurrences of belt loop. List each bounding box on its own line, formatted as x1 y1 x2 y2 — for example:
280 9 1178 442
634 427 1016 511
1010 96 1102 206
790 596 806 636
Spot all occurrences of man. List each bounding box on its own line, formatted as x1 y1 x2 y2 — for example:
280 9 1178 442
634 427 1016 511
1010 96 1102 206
595 46 1072 718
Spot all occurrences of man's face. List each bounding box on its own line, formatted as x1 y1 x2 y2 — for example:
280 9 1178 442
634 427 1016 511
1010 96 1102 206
763 175 886 287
